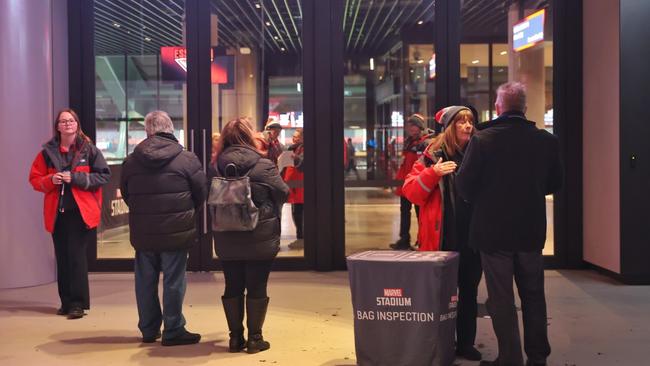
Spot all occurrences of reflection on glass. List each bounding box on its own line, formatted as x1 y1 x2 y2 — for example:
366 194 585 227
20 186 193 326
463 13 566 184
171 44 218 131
94 0 187 259
460 0 554 254
209 0 304 258
342 0 436 255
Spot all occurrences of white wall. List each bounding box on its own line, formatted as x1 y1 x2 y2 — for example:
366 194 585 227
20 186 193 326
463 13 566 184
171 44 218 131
583 0 620 273
0 0 68 288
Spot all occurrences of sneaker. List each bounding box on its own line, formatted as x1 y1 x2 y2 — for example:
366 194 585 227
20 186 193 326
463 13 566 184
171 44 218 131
456 345 482 361
161 330 201 346
67 307 85 319
142 330 162 343
56 307 68 316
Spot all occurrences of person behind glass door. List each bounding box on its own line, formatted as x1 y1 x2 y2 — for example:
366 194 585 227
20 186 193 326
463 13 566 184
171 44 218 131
402 106 483 361
282 128 305 249
256 118 284 165
210 132 221 165
389 113 434 250
120 111 207 346
457 82 563 366
345 137 360 179
28 108 111 319
213 118 289 354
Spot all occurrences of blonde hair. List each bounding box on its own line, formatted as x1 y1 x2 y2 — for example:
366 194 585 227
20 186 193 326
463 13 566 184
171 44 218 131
427 110 474 158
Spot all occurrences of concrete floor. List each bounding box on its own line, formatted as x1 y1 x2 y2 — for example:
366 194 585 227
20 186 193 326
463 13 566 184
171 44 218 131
1 270 648 366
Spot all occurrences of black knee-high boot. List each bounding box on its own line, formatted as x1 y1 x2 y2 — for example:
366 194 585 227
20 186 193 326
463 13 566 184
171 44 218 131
222 296 246 352
246 297 270 354
291 204 304 239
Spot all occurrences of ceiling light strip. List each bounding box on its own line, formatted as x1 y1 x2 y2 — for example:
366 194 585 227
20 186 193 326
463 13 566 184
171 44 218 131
283 0 302 48
345 0 362 50
357 0 386 52
352 0 375 51
97 1 182 45
269 0 298 52
363 0 399 53
224 0 280 52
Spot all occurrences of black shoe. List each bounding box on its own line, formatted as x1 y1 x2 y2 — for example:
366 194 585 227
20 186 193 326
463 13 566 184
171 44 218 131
288 239 304 249
56 307 68 316
161 330 201 346
456 346 482 361
526 360 547 366
142 330 162 343
479 359 500 366
389 240 412 250
67 307 84 319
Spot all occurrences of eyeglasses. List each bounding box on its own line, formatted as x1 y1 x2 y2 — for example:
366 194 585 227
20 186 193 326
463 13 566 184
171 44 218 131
58 119 77 125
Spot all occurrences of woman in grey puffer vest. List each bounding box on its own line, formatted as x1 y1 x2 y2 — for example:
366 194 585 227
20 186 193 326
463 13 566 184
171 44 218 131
212 117 288 354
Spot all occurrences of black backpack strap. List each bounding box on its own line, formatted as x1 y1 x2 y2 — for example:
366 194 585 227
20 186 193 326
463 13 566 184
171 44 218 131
220 155 262 178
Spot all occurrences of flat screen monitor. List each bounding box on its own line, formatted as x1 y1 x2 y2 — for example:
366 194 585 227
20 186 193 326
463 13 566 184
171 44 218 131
513 9 545 52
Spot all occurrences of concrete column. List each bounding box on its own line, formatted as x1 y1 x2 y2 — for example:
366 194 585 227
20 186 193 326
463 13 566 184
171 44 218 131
0 0 67 288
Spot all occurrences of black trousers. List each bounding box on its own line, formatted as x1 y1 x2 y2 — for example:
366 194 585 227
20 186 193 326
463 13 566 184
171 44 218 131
480 250 551 366
398 196 420 243
51 209 93 310
456 248 483 348
291 203 304 239
221 260 274 299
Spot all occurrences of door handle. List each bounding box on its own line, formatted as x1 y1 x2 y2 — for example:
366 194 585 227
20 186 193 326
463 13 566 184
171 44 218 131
190 129 195 153
202 129 208 235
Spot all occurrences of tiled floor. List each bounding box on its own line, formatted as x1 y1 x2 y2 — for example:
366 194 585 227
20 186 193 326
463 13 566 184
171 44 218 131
1 270 648 366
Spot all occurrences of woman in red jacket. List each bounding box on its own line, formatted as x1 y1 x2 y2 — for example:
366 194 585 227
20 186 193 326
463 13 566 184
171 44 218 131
283 128 304 248
29 109 111 319
389 114 435 250
402 106 483 361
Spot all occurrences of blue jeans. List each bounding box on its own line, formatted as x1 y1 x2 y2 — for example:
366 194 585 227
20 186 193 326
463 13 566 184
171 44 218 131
135 250 188 339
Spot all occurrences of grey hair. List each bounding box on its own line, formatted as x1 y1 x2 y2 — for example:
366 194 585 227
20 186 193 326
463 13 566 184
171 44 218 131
144 111 174 136
496 81 527 113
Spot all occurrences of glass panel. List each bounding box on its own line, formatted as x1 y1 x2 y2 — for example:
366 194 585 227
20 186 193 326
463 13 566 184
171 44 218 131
209 0 304 258
461 0 554 255
343 0 436 255
94 0 187 259
460 44 490 122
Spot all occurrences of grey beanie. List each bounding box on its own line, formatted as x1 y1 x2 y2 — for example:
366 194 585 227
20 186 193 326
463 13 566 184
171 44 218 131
406 114 426 130
438 106 470 130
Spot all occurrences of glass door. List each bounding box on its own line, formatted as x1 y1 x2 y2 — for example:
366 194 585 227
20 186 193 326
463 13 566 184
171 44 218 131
342 0 436 255
92 0 189 267
198 0 306 270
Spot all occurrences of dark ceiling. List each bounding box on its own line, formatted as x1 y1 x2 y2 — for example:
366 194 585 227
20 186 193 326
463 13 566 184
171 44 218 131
94 0 549 56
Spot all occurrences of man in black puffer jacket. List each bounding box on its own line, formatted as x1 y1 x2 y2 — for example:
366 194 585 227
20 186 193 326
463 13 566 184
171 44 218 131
121 110 207 346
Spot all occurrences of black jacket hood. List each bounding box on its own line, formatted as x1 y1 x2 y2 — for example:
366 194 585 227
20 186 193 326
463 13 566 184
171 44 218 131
133 134 183 169
216 145 262 176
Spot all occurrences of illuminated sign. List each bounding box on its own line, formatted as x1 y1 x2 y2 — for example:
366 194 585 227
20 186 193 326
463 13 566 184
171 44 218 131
428 53 436 79
161 46 234 86
513 9 545 52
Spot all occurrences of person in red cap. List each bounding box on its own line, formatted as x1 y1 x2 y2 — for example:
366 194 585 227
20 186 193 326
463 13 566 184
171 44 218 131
402 105 483 361
389 113 435 250
256 118 284 165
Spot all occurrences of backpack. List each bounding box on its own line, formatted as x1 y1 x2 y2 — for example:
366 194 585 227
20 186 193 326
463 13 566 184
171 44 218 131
208 162 259 232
